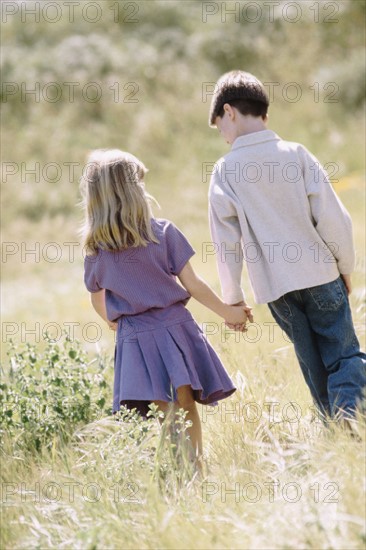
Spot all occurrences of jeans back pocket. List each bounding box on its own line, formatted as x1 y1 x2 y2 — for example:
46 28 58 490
307 278 345 311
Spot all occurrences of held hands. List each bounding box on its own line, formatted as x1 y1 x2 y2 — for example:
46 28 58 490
224 302 254 333
107 320 118 331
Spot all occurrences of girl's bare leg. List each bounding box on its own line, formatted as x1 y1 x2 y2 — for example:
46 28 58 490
152 400 172 425
175 385 203 472
154 390 203 475
152 400 170 415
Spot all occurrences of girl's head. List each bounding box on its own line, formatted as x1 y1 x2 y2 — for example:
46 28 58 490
80 149 158 254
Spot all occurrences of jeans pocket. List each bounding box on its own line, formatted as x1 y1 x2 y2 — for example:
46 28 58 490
268 296 292 324
307 277 345 311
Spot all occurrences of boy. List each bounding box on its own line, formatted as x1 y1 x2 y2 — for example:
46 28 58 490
208 70 365 420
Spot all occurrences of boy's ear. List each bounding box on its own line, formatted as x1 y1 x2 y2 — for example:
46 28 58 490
223 103 235 120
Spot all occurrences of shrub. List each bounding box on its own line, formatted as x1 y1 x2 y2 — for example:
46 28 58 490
0 332 112 453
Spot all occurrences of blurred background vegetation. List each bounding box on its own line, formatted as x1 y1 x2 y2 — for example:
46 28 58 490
1 0 365 352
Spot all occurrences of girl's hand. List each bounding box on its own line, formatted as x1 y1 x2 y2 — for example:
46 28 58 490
224 305 248 332
225 302 254 331
107 321 118 331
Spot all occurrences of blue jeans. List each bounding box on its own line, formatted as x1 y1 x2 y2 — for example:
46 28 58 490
268 277 366 419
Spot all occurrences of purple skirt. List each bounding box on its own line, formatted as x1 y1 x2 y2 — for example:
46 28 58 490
113 302 236 416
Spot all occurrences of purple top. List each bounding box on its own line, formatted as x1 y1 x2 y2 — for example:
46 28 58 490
84 218 195 321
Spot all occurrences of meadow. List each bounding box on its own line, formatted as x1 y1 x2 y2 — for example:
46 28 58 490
1 1 365 548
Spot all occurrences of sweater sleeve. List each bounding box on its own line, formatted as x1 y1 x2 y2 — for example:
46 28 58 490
209 171 245 304
300 147 355 274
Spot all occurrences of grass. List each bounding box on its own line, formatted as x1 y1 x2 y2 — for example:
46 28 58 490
1 370 365 549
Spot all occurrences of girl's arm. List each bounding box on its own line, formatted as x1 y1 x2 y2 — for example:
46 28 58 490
178 261 251 328
90 290 117 330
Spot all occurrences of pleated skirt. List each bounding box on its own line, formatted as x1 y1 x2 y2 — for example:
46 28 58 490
113 302 236 417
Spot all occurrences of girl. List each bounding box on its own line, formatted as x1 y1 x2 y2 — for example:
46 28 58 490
80 149 251 468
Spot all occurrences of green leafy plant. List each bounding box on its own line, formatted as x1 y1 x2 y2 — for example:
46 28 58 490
0 332 112 453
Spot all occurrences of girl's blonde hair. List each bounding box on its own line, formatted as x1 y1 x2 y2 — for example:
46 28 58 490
79 149 159 255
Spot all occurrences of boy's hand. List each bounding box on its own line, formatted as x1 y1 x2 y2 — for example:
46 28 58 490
224 305 248 332
231 301 254 322
341 274 352 295
225 301 254 331
243 304 254 323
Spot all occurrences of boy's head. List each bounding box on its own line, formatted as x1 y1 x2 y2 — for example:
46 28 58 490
209 71 269 143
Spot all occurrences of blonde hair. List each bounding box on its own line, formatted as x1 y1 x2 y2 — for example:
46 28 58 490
79 149 159 255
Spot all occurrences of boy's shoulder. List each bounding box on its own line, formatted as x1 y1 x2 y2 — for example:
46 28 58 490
213 133 316 172
209 132 319 200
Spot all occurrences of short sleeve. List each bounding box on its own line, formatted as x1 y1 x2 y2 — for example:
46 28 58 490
84 254 102 292
165 222 195 275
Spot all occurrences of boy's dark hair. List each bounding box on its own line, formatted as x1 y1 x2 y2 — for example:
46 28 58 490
209 70 269 126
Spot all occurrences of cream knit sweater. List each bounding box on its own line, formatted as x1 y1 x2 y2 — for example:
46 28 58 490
208 130 355 304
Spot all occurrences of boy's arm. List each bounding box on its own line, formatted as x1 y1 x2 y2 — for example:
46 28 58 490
90 290 117 330
302 148 355 279
208 178 246 305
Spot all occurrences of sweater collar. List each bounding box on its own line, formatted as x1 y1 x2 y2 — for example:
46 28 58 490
231 130 281 150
